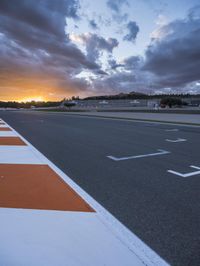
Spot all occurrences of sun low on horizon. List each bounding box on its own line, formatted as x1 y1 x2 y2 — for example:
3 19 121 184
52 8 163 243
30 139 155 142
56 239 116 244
20 96 45 103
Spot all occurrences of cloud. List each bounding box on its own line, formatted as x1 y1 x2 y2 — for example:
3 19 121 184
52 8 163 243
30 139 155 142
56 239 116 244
87 4 200 95
123 56 143 69
91 69 152 95
0 32 90 100
0 0 80 38
123 21 140 42
107 0 128 13
70 33 119 62
107 0 129 23
143 8 200 89
0 0 105 100
112 13 129 24
108 59 124 69
88 19 99 30
90 55 152 95
188 5 200 20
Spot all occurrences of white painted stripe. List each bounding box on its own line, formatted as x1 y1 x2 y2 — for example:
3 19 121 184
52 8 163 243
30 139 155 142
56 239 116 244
107 149 170 161
165 138 187 143
0 120 170 266
0 131 18 136
0 146 43 164
165 129 179 132
0 124 10 128
168 165 200 178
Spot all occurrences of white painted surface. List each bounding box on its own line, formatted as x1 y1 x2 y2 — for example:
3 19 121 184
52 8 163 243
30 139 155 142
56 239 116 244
0 125 10 128
0 208 143 266
165 138 187 143
0 131 18 136
0 119 169 266
168 166 200 177
0 146 42 164
107 149 170 161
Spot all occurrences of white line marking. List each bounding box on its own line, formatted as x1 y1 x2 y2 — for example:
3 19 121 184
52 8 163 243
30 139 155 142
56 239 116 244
168 165 200 177
165 138 187 143
2 119 170 266
165 129 179 132
0 125 9 128
107 149 170 161
0 146 43 164
0 131 18 136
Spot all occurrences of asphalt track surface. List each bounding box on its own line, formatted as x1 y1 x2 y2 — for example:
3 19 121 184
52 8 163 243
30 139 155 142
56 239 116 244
1 111 200 266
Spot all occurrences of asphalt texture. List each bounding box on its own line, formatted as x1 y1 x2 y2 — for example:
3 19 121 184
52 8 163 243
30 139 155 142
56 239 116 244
1 111 200 266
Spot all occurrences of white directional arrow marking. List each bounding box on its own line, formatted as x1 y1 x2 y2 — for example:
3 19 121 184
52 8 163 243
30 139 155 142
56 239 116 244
165 138 187 143
168 165 200 177
107 149 170 161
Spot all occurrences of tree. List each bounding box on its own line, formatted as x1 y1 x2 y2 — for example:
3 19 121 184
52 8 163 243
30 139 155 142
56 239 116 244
160 97 183 108
64 102 76 109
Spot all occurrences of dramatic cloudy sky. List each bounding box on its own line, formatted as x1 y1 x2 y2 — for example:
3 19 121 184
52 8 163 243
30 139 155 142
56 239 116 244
0 0 200 101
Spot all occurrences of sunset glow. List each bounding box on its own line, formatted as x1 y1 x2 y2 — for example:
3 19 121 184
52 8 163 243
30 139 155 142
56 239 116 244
20 96 45 103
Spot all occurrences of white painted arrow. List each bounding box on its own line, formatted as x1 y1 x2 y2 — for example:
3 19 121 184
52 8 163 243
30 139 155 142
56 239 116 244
165 138 187 143
168 165 200 178
107 149 170 161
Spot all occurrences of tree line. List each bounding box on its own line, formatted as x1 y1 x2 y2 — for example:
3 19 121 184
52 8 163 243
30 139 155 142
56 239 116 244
0 101 61 109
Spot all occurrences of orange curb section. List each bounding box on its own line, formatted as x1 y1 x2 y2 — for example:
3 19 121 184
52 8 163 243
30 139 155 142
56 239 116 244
0 137 27 146
0 128 12 131
0 164 94 212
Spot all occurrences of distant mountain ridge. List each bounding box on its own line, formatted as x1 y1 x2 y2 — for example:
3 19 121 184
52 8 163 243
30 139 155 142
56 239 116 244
84 91 147 100
83 92 200 100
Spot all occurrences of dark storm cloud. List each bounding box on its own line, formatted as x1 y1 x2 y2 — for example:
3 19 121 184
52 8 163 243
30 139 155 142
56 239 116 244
123 21 140 43
91 55 151 95
0 0 104 98
123 56 143 69
0 32 90 98
0 0 80 38
143 8 200 89
0 0 98 69
0 14 99 70
91 69 152 95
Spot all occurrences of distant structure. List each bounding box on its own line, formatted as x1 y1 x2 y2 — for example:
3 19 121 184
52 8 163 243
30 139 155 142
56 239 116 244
60 98 77 108
60 99 66 108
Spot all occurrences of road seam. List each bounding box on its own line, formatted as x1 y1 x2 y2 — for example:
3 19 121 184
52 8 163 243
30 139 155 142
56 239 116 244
34 110 200 127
